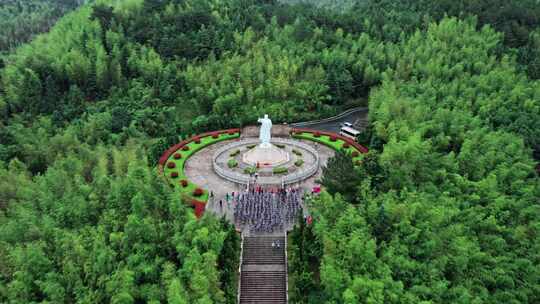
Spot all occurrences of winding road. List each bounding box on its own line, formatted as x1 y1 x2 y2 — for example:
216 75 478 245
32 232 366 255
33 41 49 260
290 107 369 133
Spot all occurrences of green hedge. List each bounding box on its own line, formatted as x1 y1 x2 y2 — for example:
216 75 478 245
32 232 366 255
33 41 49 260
273 166 288 174
227 158 238 168
244 167 257 174
164 132 240 203
292 132 363 163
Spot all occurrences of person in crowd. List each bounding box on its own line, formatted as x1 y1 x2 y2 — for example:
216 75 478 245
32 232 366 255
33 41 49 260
233 186 303 233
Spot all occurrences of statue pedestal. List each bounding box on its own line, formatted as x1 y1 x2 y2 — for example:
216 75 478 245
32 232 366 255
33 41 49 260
243 144 289 168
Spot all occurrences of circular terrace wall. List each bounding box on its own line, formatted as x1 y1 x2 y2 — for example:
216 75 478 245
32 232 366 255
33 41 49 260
212 138 319 185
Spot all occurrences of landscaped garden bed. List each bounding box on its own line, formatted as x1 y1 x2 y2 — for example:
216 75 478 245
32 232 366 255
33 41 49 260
291 129 367 165
160 129 240 206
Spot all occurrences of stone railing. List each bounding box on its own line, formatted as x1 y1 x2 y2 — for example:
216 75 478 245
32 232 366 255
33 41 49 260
213 138 320 185
284 230 289 304
237 233 244 304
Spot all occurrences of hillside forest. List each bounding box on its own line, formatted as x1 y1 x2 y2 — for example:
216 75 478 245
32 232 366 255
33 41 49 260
0 0 88 54
0 0 539 303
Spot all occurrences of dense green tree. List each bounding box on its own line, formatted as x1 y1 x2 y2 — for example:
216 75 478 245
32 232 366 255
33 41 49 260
320 150 361 203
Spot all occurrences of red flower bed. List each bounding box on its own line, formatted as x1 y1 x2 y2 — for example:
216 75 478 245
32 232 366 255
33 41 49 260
343 143 350 149
330 136 337 142
170 172 179 178
194 138 201 144
314 132 321 138
228 130 236 135
351 151 359 157
167 162 176 169
193 188 204 197
180 179 188 187
182 146 190 151
174 153 182 159
212 133 219 139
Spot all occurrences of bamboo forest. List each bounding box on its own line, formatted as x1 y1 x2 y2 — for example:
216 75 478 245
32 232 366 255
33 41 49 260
0 0 538 303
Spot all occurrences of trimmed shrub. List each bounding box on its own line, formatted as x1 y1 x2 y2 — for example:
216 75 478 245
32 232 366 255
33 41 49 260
182 146 190 151
173 153 182 159
170 172 179 178
227 159 238 168
292 149 302 156
330 136 337 142
276 144 286 149
352 151 359 157
193 188 204 197
273 167 288 174
246 144 256 150
180 179 188 187
295 159 304 167
244 167 257 174
314 132 321 137
167 162 176 169
229 149 240 157
342 143 350 149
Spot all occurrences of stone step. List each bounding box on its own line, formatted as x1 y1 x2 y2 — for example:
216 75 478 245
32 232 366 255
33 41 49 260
240 236 287 304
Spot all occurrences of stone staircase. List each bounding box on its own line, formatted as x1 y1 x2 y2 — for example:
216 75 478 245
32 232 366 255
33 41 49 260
239 236 287 304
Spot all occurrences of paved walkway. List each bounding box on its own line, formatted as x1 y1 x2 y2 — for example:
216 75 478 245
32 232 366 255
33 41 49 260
183 138 335 222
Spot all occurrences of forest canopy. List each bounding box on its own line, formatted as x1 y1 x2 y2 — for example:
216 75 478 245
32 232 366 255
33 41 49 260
0 0 539 303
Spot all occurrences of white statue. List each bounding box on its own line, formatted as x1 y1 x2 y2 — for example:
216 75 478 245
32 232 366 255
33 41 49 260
257 114 272 148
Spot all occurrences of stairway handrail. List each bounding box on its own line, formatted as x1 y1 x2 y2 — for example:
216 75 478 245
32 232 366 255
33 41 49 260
284 230 289 304
237 233 244 304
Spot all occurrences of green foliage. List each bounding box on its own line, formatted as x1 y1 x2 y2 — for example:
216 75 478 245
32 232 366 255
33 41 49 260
320 150 361 203
294 159 304 167
290 17 540 304
227 158 238 168
244 167 257 175
0 143 237 303
288 213 323 303
0 0 85 53
217 218 241 304
273 166 289 174
1 1 539 303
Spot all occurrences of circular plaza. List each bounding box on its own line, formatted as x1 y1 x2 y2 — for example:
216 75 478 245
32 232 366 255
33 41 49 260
159 118 368 227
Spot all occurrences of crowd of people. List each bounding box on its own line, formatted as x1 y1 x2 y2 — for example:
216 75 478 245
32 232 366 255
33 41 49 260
233 185 303 233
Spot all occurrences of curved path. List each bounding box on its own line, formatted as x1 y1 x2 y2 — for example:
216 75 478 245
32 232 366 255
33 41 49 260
290 107 368 133
184 139 334 221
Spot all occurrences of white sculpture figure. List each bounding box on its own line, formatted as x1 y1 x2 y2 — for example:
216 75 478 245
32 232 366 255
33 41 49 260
257 114 272 148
